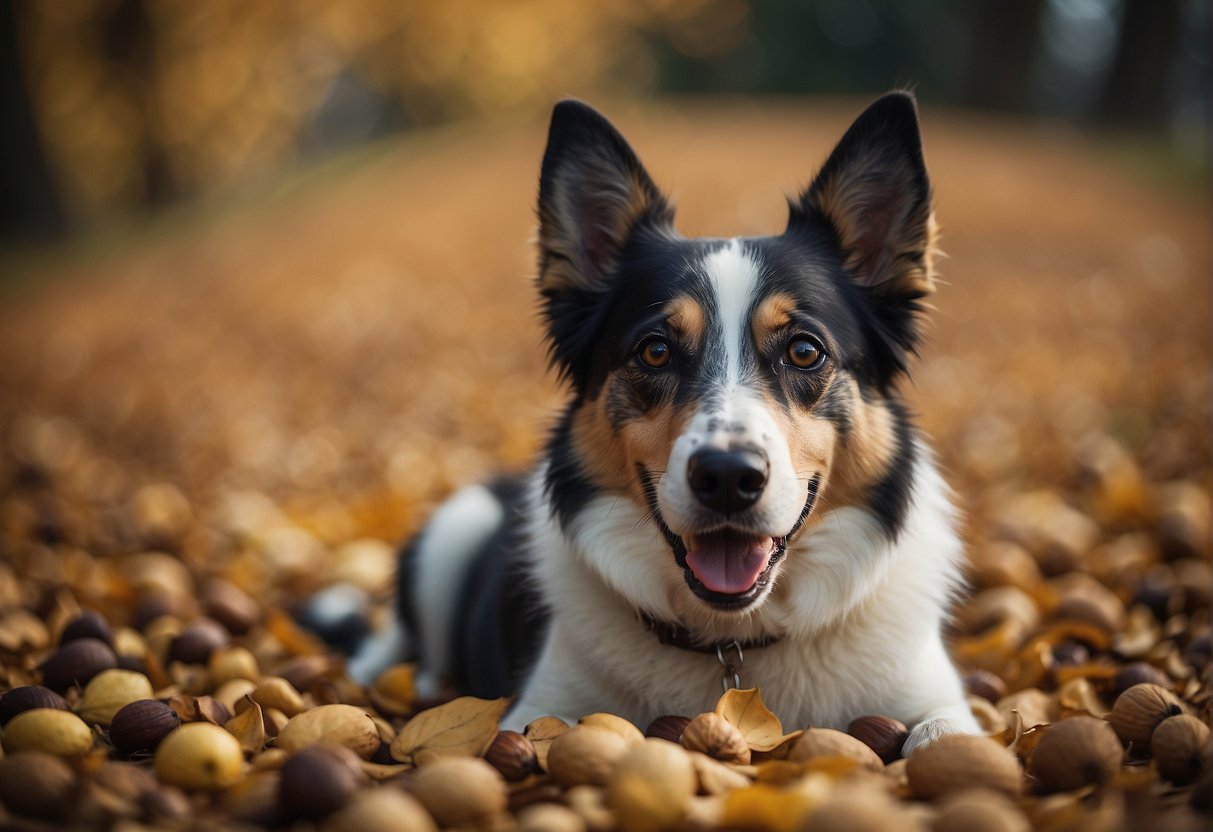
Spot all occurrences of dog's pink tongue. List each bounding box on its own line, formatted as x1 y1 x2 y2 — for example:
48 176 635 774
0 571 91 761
685 533 774 595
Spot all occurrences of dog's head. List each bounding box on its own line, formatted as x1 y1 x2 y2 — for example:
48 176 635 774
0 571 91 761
537 95 938 617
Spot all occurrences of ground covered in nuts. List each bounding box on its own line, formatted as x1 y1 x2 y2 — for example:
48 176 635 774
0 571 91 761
0 101 1209 831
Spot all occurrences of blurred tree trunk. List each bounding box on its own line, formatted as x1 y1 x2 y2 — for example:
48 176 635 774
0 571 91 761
963 0 1046 112
1095 0 1182 125
0 0 66 240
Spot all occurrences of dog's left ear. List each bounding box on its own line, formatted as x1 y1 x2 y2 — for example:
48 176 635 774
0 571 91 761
795 92 936 299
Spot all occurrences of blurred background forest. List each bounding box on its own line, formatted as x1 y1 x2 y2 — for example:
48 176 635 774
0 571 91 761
2 0 1209 238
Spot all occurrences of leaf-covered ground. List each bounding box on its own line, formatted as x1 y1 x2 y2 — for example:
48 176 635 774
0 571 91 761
0 100 1209 830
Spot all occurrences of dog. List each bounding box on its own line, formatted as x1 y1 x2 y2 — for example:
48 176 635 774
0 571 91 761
336 92 980 756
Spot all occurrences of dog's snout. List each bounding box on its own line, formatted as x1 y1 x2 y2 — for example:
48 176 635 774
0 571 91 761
687 447 769 514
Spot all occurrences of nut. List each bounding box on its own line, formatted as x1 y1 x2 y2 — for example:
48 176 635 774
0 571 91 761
168 617 230 666
906 734 1023 799
1108 683 1187 751
154 722 245 790
1027 715 1123 791
324 788 438 832
109 698 180 756
933 788 1031 832
486 730 539 782
201 578 260 635
77 668 154 726
680 712 751 765
516 803 586 832
606 738 696 832
0 751 77 820
1113 663 1169 697
964 671 1008 704
788 727 883 770
276 704 380 758
1152 714 1210 784
646 715 691 744
38 637 118 693
847 716 910 765
1 707 94 756
207 645 261 687
222 770 283 826
578 712 645 747
278 743 367 820
799 789 917 832
547 725 632 787
60 610 114 647
0 685 71 726
412 755 508 826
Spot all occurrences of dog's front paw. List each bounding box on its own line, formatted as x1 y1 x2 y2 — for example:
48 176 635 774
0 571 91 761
902 715 980 756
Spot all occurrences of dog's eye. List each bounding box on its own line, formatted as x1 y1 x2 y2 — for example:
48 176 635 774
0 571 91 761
785 337 825 370
638 339 672 369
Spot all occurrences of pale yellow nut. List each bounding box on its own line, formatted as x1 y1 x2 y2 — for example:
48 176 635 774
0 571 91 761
154 722 245 791
2 708 94 756
77 668 154 727
547 725 631 787
412 756 508 827
324 787 438 832
606 739 696 832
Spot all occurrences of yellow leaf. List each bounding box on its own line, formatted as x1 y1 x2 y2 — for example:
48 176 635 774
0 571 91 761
524 715 570 772
715 688 785 752
389 696 508 764
223 696 266 755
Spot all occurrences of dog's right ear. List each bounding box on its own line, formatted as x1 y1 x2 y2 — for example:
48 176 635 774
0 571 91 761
537 101 674 384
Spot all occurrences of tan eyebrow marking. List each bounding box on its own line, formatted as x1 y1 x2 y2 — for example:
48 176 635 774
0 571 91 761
665 295 705 344
752 292 798 339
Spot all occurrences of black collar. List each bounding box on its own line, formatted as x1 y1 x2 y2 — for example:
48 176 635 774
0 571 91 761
637 611 780 654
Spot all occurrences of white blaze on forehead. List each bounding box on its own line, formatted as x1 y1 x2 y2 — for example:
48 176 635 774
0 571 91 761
702 239 762 388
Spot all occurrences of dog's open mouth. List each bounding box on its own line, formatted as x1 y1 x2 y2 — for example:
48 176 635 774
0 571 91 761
684 530 782 596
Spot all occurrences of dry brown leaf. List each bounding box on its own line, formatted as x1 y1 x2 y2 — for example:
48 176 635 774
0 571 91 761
223 696 266 754
1056 678 1110 718
691 751 752 795
359 760 408 780
524 716 570 772
390 695 508 765
715 687 785 752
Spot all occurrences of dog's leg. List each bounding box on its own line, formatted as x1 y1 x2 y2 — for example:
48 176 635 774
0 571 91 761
897 635 982 756
501 627 611 731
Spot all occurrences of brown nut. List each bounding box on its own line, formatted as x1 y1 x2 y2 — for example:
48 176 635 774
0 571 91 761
0 685 71 726
0 751 77 820
547 725 632 787
516 803 586 832
278 744 367 820
1152 714 1210 784
60 610 114 647
38 637 118 693
1108 683 1187 752
168 617 229 666
1027 716 1123 792
276 704 380 759
906 734 1023 799
1113 663 1169 696
207 645 261 687
486 730 539 782
847 716 910 765
412 756 508 826
1 707 94 756
154 722 245 790
933 788 1031 832
324 788 438 832
646 715 691 744
607 739 696 832
77 668 154 727
788 727 883 770
680 712 751 765
201 579 260 635
109 699 181 756
965 671 1008 705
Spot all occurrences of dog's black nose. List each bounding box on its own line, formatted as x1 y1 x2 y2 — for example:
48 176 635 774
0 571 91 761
687 448 769 514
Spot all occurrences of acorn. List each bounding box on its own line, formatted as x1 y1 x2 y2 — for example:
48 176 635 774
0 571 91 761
154 722 245 790
412 756 509 827
1 708 94 756
77 668 154 727
1108 683 1187 752
1112 663 1169 697
167 617 229 666
547 725 632 787
278 744 367 820
485 730 539 782
1152 714 1210 784
0 685 71 726
0 751 77 820
847 715 910 765
646 715 691 744
906 734 1023 799
109 699 181 756
60 610 114 648
1027 716 1123 792
680 712 751 765
789 727 883 770
38 637 118 693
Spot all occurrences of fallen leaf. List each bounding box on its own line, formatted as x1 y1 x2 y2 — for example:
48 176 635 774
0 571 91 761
224 697 266 754
524 716 570 772
716 687 785 751
390 695 508 765
1056 678 1110 718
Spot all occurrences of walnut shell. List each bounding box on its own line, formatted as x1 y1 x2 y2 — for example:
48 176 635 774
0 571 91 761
1 707 94 756
411 756 508 826
1108 683 1187 752
906 734 1023 799
1027 716 1123 792
680 712 750 765
788 727 883 770
1152 714 1210 784
547 725 631 787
